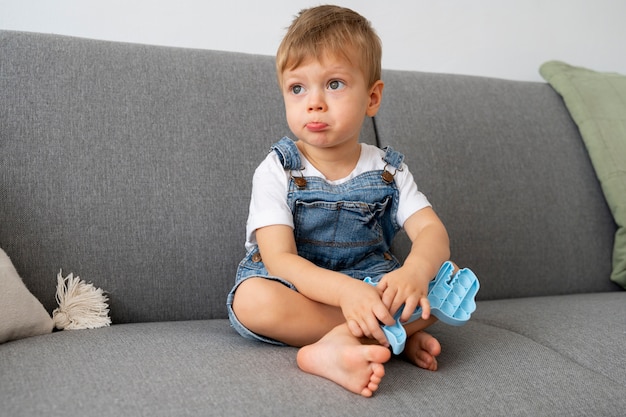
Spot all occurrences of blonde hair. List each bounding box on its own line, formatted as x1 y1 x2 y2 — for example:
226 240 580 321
276 5 382 87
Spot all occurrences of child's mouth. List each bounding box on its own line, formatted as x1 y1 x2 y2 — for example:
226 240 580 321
306 122 328 132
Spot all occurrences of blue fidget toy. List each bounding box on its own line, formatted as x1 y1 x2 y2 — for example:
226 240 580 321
364 261 479 355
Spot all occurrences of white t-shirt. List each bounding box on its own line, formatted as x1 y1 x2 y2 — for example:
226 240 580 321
245 142 430 250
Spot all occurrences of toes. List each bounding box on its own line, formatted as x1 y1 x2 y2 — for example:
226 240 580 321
369 371 383 386
366 346 392 365
414 351 438 371
364 372 383 397
403 332 441 371
371 361 386 378
424 338 442 357
366 381 379 394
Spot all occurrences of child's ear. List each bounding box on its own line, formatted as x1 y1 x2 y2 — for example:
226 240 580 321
366 80 384 117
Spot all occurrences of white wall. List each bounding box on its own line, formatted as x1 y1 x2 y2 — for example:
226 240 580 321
1 0 625 81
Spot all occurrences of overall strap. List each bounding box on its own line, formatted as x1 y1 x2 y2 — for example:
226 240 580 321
381 146 404 184
382 146 404 169
271 139 405 185
270 137 303 170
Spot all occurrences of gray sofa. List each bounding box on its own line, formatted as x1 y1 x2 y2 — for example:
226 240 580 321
1 30 624 416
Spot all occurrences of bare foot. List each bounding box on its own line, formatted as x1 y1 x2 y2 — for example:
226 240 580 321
403 331 441 371
296 324 392 397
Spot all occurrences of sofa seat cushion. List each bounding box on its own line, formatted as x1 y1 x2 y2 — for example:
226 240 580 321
1 306 625 417
473 292 626 386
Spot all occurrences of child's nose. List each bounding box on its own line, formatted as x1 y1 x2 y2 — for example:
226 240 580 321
307 89 327 112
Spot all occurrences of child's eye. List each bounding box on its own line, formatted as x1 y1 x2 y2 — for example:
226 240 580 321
328 80 345 90
290 85 304 95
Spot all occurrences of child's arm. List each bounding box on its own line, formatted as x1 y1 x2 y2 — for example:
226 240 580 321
376 207 451 322
255 224 396 346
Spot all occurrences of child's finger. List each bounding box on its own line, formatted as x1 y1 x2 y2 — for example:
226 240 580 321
374 279 388 296
420 296 431 320
347 318 364 339
381 286 397 309
399 295 430 322
373 302 395 327
399 295 418 322
367 319 390 347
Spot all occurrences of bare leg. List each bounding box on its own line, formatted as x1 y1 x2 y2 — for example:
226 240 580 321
232 277 345 346
232 278 391 396
297 323 391 397
402 317 441 370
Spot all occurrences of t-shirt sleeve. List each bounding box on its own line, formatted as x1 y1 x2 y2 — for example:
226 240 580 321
395 163 431 227
245 153 294 247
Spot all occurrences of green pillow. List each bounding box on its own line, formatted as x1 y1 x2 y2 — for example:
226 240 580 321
540 61 626 289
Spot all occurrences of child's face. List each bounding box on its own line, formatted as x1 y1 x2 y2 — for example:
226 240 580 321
280 52 383 151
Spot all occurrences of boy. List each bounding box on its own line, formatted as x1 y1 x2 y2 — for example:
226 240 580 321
227 5 450 397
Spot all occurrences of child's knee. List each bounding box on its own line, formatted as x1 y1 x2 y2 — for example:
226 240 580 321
232 278 284 327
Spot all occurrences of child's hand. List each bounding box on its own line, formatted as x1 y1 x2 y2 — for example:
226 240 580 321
338 279 396 347
377 267 432 322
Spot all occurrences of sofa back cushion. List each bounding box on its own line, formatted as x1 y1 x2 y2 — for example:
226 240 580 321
0 30 377 322
376 70 619 299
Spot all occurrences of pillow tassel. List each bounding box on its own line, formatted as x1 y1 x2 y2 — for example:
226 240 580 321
52 270 111 330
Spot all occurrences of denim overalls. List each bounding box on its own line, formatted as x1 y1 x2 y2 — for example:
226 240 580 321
227 137 405 344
